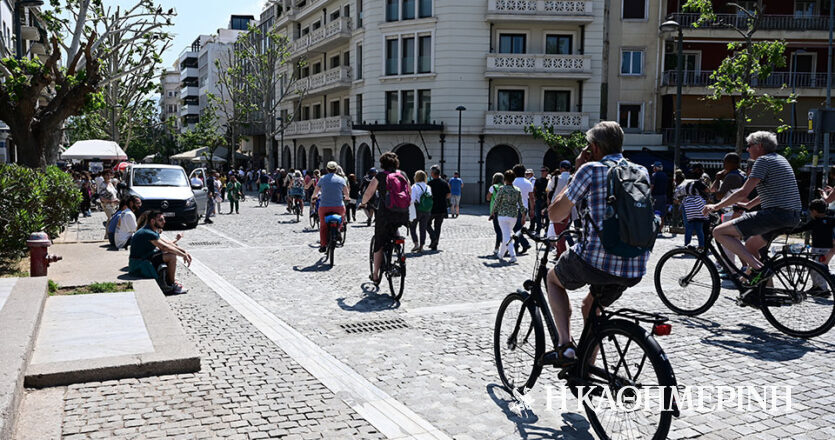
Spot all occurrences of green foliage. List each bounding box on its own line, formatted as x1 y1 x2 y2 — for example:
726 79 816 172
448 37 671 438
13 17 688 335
525 125 586 158
0 165 81 265
780 144 811 176
48 279 59 294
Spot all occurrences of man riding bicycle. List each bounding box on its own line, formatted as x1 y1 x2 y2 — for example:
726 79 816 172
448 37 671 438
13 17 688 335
311 161 349 253
545 121 649 367
258 169 272 201
703 131 802 303
287 170 305 211
359 152 410 284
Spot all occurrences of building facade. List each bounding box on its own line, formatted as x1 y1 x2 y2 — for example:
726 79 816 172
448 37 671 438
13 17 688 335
160 69 180 130
268 0 604 203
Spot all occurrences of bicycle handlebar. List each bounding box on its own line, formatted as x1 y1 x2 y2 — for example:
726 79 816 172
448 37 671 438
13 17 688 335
514 226 581 246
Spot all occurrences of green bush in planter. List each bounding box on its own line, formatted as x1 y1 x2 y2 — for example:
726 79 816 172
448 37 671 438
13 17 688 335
0 164 80 267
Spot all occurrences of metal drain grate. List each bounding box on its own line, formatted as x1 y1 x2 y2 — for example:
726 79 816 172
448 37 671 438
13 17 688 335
340 318 409 334
188 241 224 247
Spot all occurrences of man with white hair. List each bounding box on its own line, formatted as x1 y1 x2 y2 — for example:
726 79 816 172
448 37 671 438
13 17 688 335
703 131 801 305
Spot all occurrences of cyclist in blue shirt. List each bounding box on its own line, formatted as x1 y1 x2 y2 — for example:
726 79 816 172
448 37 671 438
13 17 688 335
448 172 463 218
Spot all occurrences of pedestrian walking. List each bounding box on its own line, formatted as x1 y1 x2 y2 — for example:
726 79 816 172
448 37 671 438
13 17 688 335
449 172 463 218
546 161 573 256
347 174 360 222
532 166 550 234
226 175 242 214
359 168 378 225
512 164 533 255
651 161 668 232
491 170 525 264
409 170 433 252
427 166 451 250
674 171 709 249
205 171 217 223
486 172 504 253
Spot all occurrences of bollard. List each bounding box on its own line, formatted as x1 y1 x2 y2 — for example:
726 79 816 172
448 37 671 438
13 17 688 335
27 232 62 277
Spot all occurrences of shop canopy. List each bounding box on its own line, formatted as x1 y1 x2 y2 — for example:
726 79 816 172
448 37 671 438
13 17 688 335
170 146 248 162
61 140 127 161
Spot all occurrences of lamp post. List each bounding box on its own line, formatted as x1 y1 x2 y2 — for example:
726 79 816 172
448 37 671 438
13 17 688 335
660 19 683 173
456 105 466 177
14 0 44 60
788 49 807 149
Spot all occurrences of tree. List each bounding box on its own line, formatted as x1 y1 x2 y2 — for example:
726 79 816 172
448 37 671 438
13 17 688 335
228 22 305 168
178 102 227 171
212 47 251 168
0 0 174 168
525 125 587 159
683 0 791 154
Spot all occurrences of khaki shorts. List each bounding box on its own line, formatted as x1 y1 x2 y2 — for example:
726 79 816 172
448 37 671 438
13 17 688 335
552 250 640 307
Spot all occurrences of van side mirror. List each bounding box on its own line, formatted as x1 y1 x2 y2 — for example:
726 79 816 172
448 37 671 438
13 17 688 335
191 184 203 190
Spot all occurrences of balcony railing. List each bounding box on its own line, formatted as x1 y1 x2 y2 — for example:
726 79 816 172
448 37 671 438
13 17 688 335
671 12 830 31
179 67 198 81
485 111 589 132
284 116 352 137
179 86 199 100
486 54 591 76
179 104 200 117
487 0 593 16
661 70 833 88
662 127 832 146
290 17 352 55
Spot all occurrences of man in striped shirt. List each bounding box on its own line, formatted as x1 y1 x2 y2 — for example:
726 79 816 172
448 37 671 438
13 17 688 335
704 131 802 300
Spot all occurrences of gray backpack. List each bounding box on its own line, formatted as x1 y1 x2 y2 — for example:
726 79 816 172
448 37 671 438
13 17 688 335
597 159 659 257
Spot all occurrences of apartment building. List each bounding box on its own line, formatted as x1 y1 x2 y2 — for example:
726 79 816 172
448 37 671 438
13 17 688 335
159 69 180 130
268 0 604 203
604 0 834 168
175 15 253 133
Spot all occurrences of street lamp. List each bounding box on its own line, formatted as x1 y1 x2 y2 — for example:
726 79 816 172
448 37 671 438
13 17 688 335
788 49 807 148
660 19 683 173
14 0 44 60
456 105 466 177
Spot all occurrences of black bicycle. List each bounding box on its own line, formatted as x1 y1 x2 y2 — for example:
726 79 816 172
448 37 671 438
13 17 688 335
291 197 304 222
369 234 406 301
258 188 271 207
322 212 345 267
309 199 320 229
494 228 678 440
654 216 835 338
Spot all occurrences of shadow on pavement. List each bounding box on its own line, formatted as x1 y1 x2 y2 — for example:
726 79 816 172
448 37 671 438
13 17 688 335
335 283 401 312
695 318 823 361
292 258 332 272
485 384 593 439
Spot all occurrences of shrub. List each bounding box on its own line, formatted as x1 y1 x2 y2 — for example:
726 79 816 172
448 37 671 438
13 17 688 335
0 164 81 267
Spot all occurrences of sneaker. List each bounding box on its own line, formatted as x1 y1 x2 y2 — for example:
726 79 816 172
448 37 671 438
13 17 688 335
744 267 774 288
542 342 577 368
508 256 517 264
318 246 327 253
204 219 213 224
411 245 420 253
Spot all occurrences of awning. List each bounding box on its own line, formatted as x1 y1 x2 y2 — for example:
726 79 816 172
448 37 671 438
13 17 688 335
61 140 127 161
170 147 248 161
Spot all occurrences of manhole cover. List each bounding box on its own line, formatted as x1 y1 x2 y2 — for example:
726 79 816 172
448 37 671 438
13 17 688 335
340 318 409 334
188 241 224 247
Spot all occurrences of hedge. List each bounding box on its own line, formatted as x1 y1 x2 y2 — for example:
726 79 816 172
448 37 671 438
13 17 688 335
0 164 81 266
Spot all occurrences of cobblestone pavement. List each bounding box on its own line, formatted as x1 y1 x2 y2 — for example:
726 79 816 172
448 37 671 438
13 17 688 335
41 195 835 439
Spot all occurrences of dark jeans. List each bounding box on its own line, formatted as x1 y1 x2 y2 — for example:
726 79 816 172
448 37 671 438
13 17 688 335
347 202 357 222
410 211 431 246
533 198 548 234
493 215 502 250
513 213 530 252
428 213 445 245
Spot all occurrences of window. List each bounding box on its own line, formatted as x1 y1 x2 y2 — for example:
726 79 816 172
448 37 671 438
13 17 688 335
357 44 363 79
621 50 643 75
418 36 431 73
313 104 321 119
312 62 322 75
545 35 572 55
302 27 309 36
302 106 310 120
330 100 341 117
418 90 431 123
544 91 571 112
795 1 816 17
401 90 415 123
618 104 642 130
386 91 398 123
499 34 526 54
622 0 646 19
402 0 415 19
498 90 524 111
301 65 310 78
330 54 341 69
386 39 398 75
386 0 399 21
330 10 340 21
343 51 350 68
419 0 432 17
344 98 350 116
356 94 363 123
312 21 321 30
357 0 363 27
402 38 415 74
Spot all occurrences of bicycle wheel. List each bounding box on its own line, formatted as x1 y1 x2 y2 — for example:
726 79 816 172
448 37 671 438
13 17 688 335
493 292 544 393
328 232 336 267
264 193 270 207
578 319 676 440
295 204 301 222
654 247 720 316
760 256 835 338
309 211 317 229
369 236 376 279
387 243 405 301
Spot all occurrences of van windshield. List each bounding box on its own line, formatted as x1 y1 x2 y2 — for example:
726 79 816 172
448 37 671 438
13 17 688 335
132 168 188 187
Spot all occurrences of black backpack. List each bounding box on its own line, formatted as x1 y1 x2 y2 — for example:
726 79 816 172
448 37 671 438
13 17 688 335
597 159 660 257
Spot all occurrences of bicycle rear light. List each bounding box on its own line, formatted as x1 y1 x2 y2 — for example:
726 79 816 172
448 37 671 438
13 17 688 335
395 238 405 245
652 323 672 336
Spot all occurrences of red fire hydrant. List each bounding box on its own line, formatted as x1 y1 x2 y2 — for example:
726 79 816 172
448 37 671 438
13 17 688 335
27 232 62 277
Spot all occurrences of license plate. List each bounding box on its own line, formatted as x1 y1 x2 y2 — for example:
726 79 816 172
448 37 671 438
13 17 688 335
163 212 175 217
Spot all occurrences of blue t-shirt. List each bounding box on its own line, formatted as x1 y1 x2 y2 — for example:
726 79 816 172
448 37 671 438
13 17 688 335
128 225 160 260
317 173 347 207
107 209 124 234
651 171 668 196
449 177 463 196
